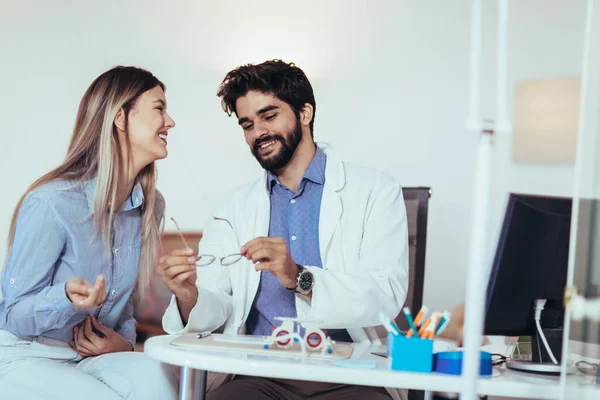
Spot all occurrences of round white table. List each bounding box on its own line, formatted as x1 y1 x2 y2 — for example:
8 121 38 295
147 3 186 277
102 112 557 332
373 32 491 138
144 334 600 400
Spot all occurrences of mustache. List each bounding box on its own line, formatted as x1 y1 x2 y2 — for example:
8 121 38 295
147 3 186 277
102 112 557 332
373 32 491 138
253 135 284 151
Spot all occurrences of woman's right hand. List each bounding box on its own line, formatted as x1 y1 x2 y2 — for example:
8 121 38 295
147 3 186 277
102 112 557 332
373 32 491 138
65 274 106 310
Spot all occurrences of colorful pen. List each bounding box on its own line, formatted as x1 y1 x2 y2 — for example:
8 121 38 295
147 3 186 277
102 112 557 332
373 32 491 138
378 311 401 336
435 311 452 336
402 307 419 339
407 305 429 338
414 305 429 327
196 331 212 339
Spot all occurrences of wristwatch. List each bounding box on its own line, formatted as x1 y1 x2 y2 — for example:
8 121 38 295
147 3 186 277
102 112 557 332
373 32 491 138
287 264 314 295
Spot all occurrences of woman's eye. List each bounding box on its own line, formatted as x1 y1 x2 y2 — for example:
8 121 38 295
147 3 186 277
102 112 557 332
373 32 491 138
156 107 164 111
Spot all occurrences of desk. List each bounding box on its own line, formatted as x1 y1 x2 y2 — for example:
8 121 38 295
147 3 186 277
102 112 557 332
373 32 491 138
144 335 600 400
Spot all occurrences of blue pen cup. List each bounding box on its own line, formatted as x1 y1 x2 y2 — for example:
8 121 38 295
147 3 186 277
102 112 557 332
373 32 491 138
387 333 434 373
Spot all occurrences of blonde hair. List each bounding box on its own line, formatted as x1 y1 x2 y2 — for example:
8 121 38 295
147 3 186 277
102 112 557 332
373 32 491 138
7 66 165 296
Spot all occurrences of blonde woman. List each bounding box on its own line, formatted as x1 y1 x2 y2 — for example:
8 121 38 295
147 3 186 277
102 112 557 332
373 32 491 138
0 66 178 399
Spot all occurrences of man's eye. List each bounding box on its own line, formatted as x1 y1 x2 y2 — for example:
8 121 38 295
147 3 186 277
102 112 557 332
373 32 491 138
265 114 276 120
242 124 253 130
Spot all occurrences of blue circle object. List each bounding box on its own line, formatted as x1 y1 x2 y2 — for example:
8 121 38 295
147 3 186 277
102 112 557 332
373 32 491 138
263 344 269 349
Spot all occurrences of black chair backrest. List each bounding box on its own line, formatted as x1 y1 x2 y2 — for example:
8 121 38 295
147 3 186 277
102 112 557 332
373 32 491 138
396 187 432 332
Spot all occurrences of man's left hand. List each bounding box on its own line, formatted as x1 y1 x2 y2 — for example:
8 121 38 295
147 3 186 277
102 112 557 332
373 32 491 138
241 237 299 289
70 316 132 357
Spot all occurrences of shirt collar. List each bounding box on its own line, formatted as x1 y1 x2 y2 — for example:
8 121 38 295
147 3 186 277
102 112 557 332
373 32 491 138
266 147 327 192
84 176 145 214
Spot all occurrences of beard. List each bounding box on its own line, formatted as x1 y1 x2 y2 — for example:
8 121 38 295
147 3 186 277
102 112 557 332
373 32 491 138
251 119 303 171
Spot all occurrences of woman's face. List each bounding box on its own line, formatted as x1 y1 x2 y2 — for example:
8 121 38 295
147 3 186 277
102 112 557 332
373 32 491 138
126 85 175 168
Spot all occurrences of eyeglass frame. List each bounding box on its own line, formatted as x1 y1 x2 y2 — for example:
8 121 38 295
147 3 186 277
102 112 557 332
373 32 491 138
170 216 243 267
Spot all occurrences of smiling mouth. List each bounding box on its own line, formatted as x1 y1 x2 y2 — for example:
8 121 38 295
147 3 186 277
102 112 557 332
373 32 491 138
257 140 277 154
158 133 168 143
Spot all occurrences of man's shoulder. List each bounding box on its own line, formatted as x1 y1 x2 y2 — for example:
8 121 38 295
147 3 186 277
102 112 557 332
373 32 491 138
342 161 400 191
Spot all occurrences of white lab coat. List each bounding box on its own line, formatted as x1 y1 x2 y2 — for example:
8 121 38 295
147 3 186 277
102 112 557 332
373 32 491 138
163 143 409 400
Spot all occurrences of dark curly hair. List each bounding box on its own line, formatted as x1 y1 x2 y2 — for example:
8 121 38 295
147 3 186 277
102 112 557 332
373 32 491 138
217 59 316 137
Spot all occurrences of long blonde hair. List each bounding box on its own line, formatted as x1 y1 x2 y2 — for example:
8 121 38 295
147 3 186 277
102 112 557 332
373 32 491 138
7 66 165 296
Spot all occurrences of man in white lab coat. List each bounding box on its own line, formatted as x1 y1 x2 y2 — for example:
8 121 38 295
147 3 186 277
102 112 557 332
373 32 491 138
158 60 409 399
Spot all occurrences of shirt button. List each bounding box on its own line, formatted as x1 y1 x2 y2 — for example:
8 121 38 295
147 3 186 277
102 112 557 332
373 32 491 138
113 248 119 254
9 278 15 284
291 235 297 241
290 199 296 204
111 290 116 296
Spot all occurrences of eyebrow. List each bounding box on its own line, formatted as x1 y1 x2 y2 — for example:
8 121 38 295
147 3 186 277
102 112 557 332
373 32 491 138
238 105 279 125
153 99 165 106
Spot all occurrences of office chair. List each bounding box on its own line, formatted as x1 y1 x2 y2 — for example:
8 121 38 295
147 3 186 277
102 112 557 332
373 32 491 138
400 187 432 400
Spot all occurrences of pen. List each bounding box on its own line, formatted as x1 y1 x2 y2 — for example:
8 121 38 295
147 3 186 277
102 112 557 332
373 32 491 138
420 313 439 339
435 311 451 333
196 331 212 339
407 305 429 338
435 311 452 336
378 311 401 336
402 307 419 339
414 305 429 327
417 317 432 337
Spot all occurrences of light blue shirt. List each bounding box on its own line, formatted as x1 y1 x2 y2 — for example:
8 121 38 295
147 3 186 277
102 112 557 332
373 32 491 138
246 148 351 342
0 178 145 347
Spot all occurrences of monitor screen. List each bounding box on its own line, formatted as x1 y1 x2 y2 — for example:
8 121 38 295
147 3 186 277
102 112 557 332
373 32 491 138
484 193 572 336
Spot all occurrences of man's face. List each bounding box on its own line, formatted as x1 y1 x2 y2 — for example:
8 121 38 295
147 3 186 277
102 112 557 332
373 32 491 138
236 90 302 171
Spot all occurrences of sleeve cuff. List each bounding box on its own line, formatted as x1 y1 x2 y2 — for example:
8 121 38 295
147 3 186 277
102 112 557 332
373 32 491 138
52 282 78 314
162 295 189 335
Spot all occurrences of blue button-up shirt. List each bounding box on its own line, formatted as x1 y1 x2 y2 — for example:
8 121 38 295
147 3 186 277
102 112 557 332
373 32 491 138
246 148 351 342
0 178 144 347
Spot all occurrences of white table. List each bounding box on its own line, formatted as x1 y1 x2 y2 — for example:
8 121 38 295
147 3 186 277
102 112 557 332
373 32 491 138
144 335 600 400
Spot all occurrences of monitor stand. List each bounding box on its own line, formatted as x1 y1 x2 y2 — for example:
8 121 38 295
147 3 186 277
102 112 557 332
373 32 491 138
506 360 576 375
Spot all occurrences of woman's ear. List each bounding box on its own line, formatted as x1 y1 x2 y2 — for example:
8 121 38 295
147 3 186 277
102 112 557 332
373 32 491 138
114 108 126 132
299 103 314 127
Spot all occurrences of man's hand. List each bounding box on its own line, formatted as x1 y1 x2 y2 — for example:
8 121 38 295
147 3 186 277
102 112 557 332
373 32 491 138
241 237 299 289
70 316 132 357
65 275 106 310
156 248 198 323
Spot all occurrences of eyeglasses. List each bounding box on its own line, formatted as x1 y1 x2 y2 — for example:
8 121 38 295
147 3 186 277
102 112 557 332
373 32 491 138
170 217 243 267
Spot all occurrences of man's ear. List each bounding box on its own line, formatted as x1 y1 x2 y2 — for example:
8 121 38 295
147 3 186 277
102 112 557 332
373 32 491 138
299 103 314 127
114 108 126 132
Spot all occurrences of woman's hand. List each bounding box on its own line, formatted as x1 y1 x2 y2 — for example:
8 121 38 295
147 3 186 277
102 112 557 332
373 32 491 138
70 316 132 357
65 274 106 310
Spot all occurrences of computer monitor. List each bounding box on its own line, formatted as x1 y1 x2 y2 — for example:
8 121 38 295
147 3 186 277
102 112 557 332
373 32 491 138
484 193 572 371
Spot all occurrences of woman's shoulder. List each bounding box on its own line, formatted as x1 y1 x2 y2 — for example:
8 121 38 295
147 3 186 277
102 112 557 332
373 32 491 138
24 180 86 209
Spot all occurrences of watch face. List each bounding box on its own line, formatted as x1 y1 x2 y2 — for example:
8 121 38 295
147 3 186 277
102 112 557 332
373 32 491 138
299 271 314 292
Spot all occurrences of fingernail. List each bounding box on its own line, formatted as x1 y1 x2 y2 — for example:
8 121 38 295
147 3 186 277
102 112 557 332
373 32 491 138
159 256 166 263
186 248 193 255
188 257 195 263
240 246 246 252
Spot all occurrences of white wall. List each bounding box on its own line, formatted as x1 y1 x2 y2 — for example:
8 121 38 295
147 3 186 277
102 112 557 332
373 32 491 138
0 0 587 312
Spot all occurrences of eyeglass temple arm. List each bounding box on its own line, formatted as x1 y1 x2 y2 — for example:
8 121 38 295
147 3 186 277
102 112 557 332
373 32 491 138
213 216 234 230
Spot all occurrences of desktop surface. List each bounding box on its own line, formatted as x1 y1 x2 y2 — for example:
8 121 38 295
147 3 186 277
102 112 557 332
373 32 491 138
145 334 600 400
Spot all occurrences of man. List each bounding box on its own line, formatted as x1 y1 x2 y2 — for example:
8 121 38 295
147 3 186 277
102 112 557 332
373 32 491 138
158 60 409 399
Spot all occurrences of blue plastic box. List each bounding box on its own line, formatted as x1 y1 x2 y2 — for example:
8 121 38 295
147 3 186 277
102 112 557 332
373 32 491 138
433 351 492 376
387 333 434 373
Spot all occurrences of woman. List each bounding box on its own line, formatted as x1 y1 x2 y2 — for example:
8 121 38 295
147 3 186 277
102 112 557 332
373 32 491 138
0 66 178 399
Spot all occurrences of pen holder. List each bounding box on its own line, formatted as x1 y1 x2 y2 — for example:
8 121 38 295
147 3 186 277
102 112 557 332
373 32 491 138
387 332 434 373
